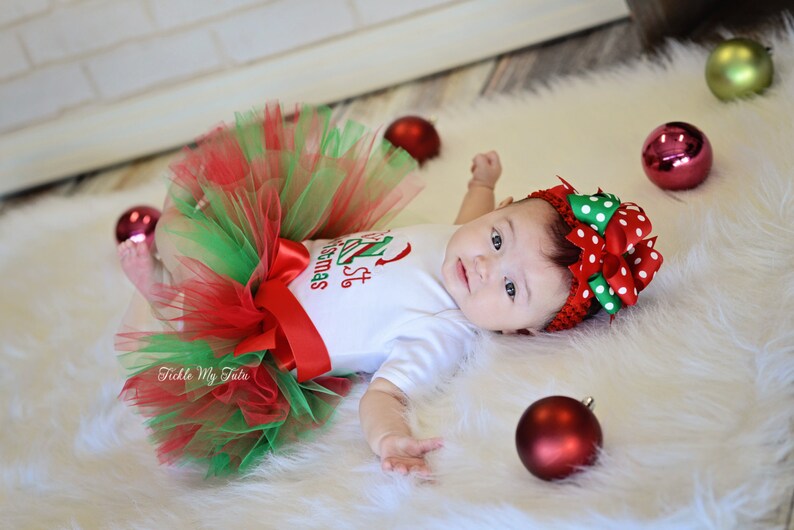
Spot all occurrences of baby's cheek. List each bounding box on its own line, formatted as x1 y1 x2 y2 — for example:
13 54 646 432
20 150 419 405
459 302 485 329
476 302 509 331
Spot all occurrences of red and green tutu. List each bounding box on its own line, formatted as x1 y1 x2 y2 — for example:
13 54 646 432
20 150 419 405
117 103 420 477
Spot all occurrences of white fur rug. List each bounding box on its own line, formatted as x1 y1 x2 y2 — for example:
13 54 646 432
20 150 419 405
2 22 794 530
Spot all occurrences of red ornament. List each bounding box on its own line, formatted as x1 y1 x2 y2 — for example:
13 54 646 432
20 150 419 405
515 396 603 481
383 115 440 165
641 121 712 190
115 205 161 245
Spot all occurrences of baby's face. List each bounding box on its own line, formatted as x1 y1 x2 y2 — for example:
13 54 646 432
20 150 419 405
441 199 571 333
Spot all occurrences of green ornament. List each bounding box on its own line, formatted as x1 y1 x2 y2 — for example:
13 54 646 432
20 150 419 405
705 38 773 100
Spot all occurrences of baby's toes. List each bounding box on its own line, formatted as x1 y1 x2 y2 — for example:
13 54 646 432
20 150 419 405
132 240 151 259
117 239 133 258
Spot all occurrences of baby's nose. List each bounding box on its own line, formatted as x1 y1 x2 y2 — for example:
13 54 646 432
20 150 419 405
474 255 491 280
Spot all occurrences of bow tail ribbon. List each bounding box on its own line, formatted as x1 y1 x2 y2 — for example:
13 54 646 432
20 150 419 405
595 237 663 312
233 238 331 383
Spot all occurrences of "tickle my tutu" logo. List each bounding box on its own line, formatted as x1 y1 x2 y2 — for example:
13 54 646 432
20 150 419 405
157 366 250 386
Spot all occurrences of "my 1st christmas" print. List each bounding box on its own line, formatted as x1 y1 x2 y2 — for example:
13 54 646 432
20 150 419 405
308 230 412 291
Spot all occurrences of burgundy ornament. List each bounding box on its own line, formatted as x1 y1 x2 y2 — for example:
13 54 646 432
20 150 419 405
383 115 441 165
115 205 161 245
515 396 603 481
641 122 712 190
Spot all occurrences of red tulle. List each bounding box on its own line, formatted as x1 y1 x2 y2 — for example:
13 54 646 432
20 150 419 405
154 259 263 345
211 364 289 426
118 102 417 475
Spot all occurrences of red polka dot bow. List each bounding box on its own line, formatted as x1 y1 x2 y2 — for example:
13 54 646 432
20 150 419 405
565 186 663 315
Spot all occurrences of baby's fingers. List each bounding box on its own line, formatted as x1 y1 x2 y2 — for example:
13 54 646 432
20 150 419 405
381 456 411 475
412 437 444 455
382 456 433 477
471 154 486 172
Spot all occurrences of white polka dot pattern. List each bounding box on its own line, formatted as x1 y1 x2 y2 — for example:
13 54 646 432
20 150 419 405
536 179 663 320
564 195 663 314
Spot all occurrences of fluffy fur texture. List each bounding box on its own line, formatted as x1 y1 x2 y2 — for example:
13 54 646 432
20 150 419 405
2 22 794 529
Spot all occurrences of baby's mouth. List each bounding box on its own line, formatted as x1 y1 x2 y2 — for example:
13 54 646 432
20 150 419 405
457 259 470 292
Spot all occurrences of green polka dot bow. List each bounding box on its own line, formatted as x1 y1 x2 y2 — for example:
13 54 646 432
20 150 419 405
564 182 663 315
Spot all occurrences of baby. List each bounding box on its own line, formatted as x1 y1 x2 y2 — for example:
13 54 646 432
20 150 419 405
359 152 574 475
118 105 662 478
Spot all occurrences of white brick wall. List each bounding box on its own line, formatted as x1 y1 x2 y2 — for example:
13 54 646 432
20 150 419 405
214 0 357 64
19 0 155 64
0 0 632 195
0 0 460 134
0 63 94 131
0 33 30 79
86 30 223 99
0 0 49 27
147 0 265 29
351 0 453 25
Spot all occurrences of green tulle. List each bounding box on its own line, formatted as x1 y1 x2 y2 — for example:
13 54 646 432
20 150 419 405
119 102 419 477
120 332 351 477
168 187 265 286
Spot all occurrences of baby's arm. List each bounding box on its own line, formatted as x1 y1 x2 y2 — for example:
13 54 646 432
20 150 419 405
359 378 443 476
454 151 506 224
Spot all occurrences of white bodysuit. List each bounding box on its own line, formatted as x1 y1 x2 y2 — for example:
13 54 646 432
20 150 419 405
289 225 479 397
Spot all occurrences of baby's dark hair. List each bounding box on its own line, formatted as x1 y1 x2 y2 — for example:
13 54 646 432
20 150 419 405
543 208 602 324
509 197 602 330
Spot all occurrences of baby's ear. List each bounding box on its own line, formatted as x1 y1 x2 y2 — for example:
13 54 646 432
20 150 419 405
497 196 514 209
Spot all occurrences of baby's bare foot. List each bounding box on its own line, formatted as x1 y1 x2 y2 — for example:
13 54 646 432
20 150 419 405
118 239 163 303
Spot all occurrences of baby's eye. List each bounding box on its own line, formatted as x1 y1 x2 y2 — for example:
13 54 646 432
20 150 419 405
491 230 502 250
505 279 516 300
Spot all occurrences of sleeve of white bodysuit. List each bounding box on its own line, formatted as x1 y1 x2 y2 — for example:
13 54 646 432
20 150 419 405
371 310 478 398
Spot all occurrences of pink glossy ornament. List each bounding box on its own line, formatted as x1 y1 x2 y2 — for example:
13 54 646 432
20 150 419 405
641 122 712 190
115 205 161 245
384 115 441 165
515 396 603 481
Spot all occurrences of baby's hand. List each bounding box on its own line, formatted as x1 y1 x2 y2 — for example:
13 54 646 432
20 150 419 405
470 151 502 189
379 434 443 477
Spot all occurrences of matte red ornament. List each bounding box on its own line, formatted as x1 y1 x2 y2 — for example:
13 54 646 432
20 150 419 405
383 115 440 165
515 396 603 481
641 121 712 190
115 205 161 245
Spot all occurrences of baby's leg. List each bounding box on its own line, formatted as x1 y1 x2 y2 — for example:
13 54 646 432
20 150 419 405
117 238 166 304
154 194 207 286
117 194 200 302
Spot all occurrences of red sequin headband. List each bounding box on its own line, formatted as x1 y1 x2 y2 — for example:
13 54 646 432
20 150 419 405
529 177 663 332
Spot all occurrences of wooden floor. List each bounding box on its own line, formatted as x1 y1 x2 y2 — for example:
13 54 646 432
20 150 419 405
1 3 790 214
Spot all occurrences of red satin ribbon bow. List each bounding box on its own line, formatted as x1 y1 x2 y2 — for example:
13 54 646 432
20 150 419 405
567 203 663 308
233 238 330 382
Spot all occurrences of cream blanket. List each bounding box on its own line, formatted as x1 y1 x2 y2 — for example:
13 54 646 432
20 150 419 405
2 22 793 529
